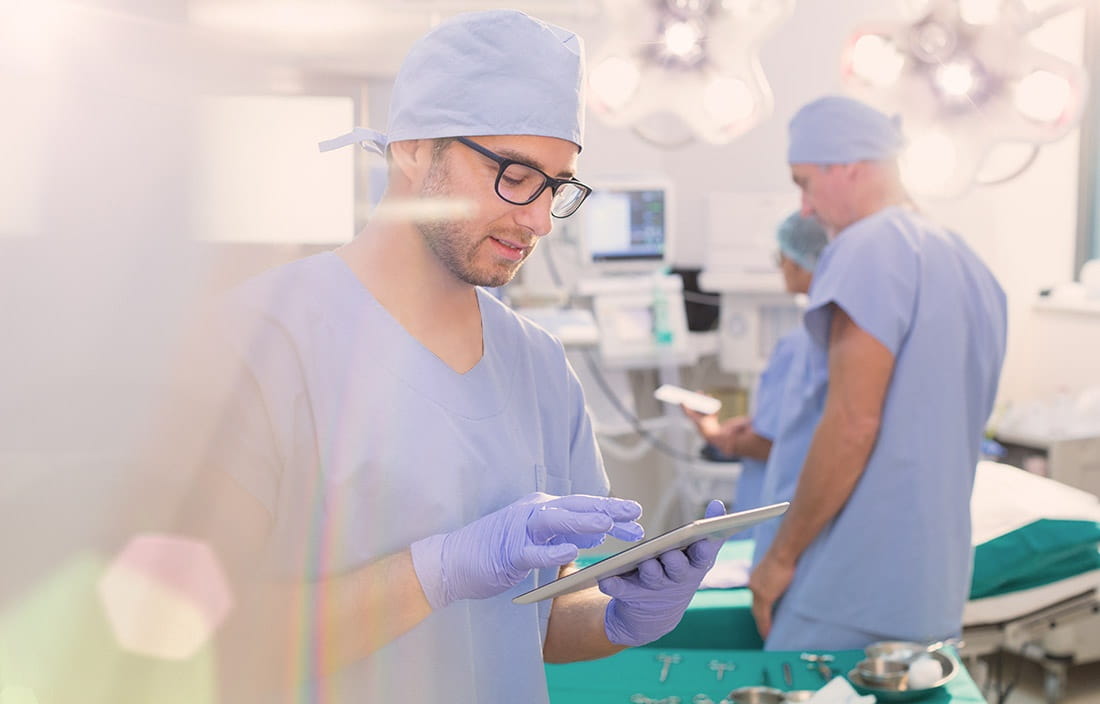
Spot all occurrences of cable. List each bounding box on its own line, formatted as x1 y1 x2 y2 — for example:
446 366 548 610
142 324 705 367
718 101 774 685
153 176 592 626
580 349 703 463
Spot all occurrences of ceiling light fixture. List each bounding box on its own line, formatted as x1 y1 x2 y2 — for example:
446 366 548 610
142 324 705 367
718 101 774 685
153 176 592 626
841 0 1088 197
588 0 794 147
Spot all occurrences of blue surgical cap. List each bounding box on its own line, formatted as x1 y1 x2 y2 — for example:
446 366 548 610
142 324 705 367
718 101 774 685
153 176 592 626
776 212 829 271
320 10 586 156
787 95 904 165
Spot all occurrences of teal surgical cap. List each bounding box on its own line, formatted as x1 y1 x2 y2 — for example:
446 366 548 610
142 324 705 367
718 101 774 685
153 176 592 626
777 212 829 271
787 95 904 165
320 10 586 156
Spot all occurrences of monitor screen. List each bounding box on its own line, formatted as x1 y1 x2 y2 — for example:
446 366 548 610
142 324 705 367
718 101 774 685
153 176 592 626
579 184 670 273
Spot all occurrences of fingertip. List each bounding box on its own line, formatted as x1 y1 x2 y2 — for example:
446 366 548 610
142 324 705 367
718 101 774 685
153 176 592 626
610 521 644 542
704 499 726 519
597 575 623 596
548 543 579 564
609 498 642 521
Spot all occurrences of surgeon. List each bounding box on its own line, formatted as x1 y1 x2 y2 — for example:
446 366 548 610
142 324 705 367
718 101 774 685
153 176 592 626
683 213 828 530
179 10 726 703
748 96 1007 649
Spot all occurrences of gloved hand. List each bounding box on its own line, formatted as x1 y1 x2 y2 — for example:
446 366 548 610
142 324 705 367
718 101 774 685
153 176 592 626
411 492 643 610
601 499 726 646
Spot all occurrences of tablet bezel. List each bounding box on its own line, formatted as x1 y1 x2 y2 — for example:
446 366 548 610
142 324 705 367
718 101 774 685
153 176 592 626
511 501 789 605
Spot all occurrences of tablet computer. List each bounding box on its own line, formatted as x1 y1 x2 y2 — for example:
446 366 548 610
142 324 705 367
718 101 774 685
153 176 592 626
512 501 789 605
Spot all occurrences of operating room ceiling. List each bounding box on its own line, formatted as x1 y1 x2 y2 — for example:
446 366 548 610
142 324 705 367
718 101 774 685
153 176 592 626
186 0 601 77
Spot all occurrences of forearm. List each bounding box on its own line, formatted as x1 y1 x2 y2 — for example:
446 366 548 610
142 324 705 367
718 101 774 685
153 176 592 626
543 584 625 663
766 407 879 564
766 306 891 567
732 431 773 461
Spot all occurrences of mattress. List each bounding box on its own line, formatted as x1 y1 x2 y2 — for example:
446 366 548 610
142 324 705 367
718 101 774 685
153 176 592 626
964 566 1100 626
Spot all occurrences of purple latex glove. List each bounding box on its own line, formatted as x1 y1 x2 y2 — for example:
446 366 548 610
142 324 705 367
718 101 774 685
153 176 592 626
601 499 726 646
411 492 643 610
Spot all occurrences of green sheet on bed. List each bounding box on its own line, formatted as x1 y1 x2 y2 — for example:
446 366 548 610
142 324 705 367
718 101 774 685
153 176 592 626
574 519 1100 649
970 519 1100 599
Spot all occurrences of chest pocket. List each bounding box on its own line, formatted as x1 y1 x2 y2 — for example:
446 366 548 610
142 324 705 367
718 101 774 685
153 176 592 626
536 464 572 497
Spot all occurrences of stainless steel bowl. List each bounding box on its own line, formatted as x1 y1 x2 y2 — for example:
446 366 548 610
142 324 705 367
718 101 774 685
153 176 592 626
856 657 909 688
726 686 786 704
783 691 815 703
847 650 959 703
864 640 926 662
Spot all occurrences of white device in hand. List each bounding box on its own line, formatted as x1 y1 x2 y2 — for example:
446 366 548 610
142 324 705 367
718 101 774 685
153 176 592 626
512 502 789 605
654 384 721 415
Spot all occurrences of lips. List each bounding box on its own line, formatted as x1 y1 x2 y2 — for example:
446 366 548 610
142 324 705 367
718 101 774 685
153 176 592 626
488 235 532 262
491 235 531 252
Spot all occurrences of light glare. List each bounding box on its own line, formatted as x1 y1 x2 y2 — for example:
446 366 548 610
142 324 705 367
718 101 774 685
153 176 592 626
849 34 906 87
703 76 756 124
590 56 641 110
664 21 702 59
1014 69 1071 123
935 61 976 97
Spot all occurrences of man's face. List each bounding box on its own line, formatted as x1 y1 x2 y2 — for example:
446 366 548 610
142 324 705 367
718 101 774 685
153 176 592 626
417 134 580 288
790 163 846 237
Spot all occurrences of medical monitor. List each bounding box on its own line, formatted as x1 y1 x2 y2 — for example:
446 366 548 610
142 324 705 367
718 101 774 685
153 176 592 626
577 181 673 276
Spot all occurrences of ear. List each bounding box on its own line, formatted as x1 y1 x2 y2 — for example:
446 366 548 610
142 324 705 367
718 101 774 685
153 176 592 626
388 139 437 185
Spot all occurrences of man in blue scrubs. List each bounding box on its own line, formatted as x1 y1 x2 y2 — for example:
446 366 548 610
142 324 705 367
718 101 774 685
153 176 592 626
684 213 827 532
750 96 1007 649
185 10 726 702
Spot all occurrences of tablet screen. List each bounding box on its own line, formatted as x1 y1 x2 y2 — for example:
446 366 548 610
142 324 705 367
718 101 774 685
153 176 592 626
512 502 788 604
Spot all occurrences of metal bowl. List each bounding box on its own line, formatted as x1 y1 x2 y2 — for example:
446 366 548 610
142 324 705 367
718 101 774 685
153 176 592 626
847 650 959 702
783 691 815 703
864 640 926 662
726 686 786 704
856 657 909 688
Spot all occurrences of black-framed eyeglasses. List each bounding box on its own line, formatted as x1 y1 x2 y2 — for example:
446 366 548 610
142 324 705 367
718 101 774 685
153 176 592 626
455 137 592 218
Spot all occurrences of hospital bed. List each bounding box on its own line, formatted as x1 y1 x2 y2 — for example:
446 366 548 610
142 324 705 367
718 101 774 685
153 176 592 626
578 462 1100 704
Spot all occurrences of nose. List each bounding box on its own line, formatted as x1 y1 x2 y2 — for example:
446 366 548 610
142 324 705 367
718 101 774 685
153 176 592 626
799 192 814 217
515 187 555 237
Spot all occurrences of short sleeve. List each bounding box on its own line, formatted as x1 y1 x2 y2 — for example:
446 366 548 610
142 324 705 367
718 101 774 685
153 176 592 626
564 353 611 498
804 221 919 356
751 331 800 440
207 302 307 515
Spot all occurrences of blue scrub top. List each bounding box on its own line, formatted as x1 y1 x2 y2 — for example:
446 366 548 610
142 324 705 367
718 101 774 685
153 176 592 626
731 329 808 524
217 252 610 702
756 206 1006 642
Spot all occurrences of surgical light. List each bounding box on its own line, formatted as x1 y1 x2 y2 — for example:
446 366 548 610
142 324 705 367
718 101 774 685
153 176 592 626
1014 69 1072 124
912 20 957 61
590 56 642 111
847 34 907 87
661 20 704 64
588 0 794 146
958 0 1002 25
704 75 755 123
842 0 1087 197
935 60 979 98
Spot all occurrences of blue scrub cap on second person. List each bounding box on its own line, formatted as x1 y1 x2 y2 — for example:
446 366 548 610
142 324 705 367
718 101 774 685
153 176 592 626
319 9 586 156
776 212 829 271
787 95 904 165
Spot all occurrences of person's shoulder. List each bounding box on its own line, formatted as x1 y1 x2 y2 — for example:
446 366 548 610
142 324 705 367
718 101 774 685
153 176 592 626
481 291 568 355
228 252 336 309
832 206 926 263
218 252 348 350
